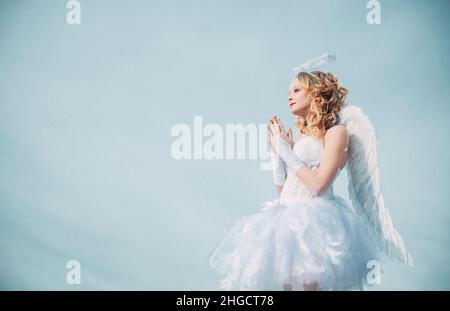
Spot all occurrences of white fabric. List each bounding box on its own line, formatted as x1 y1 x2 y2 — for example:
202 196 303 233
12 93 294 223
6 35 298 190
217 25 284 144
269 125 305 175
276 137 305 175
270 152 287 186
209 134 379 290
209 106 412 290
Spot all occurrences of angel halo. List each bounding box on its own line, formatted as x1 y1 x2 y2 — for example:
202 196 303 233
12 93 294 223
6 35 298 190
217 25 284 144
291 52 336 80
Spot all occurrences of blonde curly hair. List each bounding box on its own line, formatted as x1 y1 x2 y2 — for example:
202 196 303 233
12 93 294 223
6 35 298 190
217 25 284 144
294 71 348 142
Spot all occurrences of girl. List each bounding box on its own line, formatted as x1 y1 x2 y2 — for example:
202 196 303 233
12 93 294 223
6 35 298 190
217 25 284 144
209 54 412 291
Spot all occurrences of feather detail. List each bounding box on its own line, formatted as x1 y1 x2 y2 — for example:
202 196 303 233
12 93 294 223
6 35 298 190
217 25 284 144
338 105 413 266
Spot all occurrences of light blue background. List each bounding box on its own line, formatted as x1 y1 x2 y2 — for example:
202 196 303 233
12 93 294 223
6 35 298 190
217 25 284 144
0 0 449 290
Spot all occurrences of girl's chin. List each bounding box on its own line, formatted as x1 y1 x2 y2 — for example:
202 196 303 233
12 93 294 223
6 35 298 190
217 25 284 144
289 107 300 114
290 106 308 116
290 110 305 117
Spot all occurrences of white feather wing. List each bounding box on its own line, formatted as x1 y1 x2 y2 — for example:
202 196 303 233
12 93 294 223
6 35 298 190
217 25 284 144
338 105 413 265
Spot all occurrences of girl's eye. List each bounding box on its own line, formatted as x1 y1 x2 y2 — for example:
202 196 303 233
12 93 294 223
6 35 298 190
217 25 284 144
294 89 300 93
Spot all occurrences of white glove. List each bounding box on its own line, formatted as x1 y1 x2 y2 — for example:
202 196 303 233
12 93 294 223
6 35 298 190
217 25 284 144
270 151 287 186
275 136 305 175
267 116 303 180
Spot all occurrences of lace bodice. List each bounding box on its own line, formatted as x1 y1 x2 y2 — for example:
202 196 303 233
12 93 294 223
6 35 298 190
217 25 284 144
279 134 340 204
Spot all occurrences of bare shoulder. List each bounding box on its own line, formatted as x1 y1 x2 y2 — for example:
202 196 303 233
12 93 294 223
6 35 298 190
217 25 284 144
324 125 349 146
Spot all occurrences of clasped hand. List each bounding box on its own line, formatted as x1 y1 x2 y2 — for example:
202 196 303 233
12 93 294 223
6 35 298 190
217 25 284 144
267 115 294 154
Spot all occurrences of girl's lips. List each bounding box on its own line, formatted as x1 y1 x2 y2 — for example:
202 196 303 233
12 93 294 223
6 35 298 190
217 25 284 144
289 103 295 108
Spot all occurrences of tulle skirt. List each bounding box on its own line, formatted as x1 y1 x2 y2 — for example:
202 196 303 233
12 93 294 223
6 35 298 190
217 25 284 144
208 196 379 291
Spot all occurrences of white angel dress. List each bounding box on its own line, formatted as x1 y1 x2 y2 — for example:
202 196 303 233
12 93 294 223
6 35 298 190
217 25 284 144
208 105 413 291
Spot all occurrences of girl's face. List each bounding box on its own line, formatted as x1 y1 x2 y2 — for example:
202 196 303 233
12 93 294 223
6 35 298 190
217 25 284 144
288 78 311 117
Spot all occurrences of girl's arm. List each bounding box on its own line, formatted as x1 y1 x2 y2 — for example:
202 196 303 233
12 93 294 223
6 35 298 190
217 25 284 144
267 116 292 196
275 185 283 196
294 125 348 195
